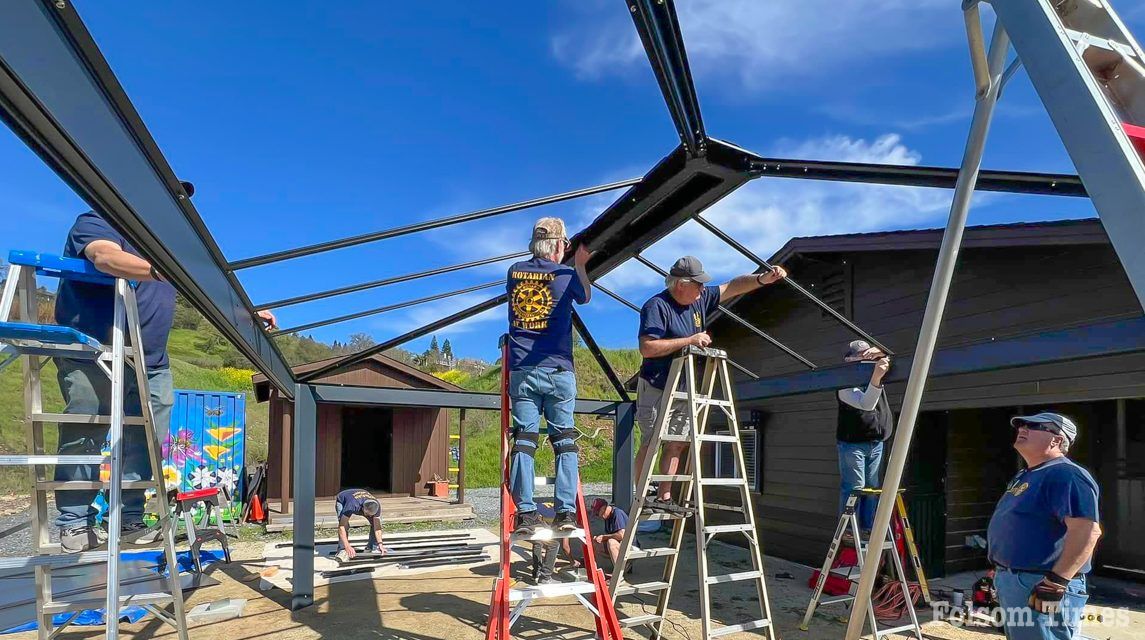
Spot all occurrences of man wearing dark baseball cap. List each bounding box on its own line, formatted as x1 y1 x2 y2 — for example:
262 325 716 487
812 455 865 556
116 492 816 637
633 255 787 512
836 339 893 536
987 412 1101 640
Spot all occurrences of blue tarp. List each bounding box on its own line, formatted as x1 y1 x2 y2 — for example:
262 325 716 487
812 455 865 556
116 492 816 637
0 549 223 634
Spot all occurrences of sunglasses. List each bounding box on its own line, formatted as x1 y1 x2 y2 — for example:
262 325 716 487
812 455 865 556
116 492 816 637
1015 421 1061 435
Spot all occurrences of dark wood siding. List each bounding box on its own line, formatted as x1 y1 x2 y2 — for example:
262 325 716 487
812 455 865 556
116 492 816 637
712 240 1144 574
390 408 449 496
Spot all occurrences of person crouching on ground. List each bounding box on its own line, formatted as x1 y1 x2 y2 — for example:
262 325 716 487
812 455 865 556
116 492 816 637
589 498 630 570
335 488 386 562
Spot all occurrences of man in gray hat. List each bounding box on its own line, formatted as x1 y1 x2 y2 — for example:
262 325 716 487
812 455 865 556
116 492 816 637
633 256 787 512
987 412 1101 640
836 340 892 536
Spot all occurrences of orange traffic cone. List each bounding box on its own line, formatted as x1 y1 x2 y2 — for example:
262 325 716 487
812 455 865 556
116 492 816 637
248 495 265 523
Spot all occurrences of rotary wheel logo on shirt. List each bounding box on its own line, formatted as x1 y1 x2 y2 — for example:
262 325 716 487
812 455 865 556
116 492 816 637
1007 481 1029 497
511 280 554 330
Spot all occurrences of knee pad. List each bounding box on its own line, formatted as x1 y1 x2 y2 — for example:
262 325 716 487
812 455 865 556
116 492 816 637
512 430 540 457
546 426 579 455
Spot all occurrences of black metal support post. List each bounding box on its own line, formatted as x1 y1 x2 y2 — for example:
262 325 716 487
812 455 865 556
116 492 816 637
690 213 894 356
628 0 706 156
613 402 636 514
230 178 641 270
572 310 631 402
595 283 642 313
255 253 525 310
291 383 318 610
270 280 503 336
633 254 816 369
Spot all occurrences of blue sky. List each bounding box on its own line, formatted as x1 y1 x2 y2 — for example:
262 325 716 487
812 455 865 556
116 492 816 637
3 1 1143 364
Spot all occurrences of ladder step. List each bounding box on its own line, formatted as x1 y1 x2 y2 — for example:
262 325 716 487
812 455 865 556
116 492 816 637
614 581 671 596
649 474 691 482
696 434 738 443
0 551 110 570
669 392 733 407
703 524 755 535
31 412 146 425
37 480 158 491
511 528 585 543
705 570 763 585
710 619 772 638
699 478 748 486
508 580 595 602
42 592 173 615
532 476 558 486
638 511 687 521
625 547 677 560
618 614 663 628
0 455 105 466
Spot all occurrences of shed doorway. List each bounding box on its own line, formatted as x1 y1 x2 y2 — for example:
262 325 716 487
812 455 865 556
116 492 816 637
341 406 393 493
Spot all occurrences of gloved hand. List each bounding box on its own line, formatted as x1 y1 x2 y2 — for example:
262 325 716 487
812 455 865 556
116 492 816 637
1028 573 1069 615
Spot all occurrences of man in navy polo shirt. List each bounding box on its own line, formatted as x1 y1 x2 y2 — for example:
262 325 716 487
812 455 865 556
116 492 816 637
589 497 629 570
334 488 385 562
52 197 278 552
987 412 1102 640
634 256 787 512
506 217 592 535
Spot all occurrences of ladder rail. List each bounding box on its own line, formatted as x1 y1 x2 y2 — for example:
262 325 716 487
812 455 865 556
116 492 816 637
104 278 128 640
687 352 715 640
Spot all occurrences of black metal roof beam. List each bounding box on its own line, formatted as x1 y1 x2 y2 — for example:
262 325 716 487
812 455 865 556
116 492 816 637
270 280 504 337
628 0 707 156
690 213 893 356
633 254 816 369
747 156 1086 196
572 310 631 402
737 316 1145 402
254 251 525 311
311 384 619 415
0 1 296 396
229 177 641 271
299 293 508 382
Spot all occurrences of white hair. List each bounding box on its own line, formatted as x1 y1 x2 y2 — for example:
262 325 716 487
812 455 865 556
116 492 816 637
665 275 683 290
531 237 562 259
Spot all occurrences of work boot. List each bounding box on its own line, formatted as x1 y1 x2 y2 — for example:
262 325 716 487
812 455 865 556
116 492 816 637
514 510 544 536
119 522 163 546
551 511 577 532
60 526 108 554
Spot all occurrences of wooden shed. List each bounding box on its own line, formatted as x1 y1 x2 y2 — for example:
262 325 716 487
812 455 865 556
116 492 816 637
253 353 474 529
705 219 1144 580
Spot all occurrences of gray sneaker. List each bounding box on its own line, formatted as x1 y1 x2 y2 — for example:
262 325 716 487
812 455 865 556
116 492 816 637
119 522 163 546
60 526 108 553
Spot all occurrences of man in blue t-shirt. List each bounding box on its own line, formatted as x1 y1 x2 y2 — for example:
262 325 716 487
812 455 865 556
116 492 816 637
506 217 592 535
987 412 1102 640
335 488 385 562
589 497 629 570
635 256 787 512
52 200 278 552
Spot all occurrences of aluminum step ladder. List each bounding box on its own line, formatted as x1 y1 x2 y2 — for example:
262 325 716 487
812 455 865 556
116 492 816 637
608 346 776 640
969 0 1145 301
0 251 189 640
800 490 924 640
485 336 623 640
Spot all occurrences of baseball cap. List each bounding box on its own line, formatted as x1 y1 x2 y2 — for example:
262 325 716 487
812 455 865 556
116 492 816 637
669 256 711 283
532 217 567 242
844 340 873 361
591 497 608 516
1010 412 1078 446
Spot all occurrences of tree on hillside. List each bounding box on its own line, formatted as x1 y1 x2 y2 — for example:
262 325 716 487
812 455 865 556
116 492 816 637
348 333 376 352
429 336 439 354
442 338 453 360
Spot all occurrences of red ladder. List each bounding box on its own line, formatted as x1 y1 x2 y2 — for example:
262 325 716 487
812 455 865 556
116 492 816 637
485 338 623 640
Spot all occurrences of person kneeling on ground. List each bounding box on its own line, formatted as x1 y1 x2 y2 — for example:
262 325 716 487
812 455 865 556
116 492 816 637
335 488 386 562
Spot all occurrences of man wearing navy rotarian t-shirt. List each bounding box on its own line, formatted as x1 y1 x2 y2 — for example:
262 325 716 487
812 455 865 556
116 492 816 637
52 193 278 553
987 412 1102 640
506 217 592 536
634 256 787 512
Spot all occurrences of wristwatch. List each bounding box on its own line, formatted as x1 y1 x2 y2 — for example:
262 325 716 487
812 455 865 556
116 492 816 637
149 265 165 282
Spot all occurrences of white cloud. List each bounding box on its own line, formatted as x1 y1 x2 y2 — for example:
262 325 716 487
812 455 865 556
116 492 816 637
551 0 959 91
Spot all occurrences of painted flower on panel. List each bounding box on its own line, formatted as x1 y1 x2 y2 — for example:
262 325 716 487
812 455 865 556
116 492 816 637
163 429 204 467
162 464 180 488
207 427 242 443
190 465 218 490
216 467 239 495
203 444 230 462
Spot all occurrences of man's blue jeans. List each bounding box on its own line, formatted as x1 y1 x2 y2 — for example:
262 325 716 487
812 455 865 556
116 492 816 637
509 367 578 515
995 569 1088 640
837 440 884 530
54 358 173 528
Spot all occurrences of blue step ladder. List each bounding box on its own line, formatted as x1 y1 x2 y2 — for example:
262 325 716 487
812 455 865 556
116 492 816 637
0 251 188 640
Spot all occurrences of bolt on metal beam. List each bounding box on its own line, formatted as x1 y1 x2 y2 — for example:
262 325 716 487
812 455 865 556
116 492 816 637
229 178 641 271
271 280 504 337
254 252 525 310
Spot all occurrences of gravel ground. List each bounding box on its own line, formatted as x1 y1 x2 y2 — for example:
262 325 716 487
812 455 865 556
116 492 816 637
464 481 612 524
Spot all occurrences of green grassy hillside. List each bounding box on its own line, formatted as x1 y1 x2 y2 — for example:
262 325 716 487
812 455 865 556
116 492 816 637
446 345 642 488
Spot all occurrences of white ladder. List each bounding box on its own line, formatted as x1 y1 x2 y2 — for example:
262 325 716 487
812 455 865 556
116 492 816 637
0 252 189 640
981 0 1145 301
609 346 776 640
800 492 922 640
